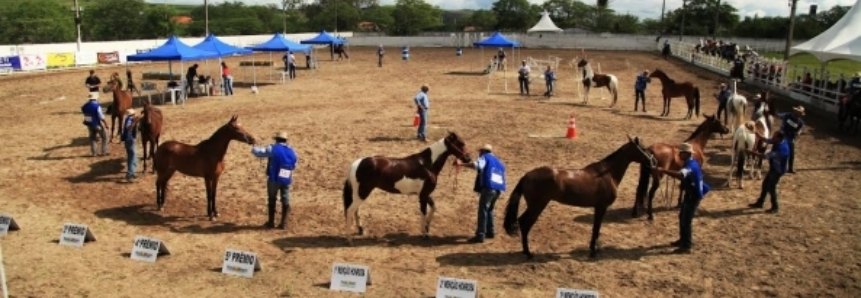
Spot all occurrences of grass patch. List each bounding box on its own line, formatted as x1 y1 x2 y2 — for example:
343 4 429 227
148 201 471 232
761 52 861 77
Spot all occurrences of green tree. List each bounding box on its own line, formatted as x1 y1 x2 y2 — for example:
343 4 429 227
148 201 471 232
390 0 442 35
309 1 362 31
468 9 497 30
0 0 75 43
141 5 184 39
492 0 539 30
362 5 396 32
85 0 148 41
663 0 739 36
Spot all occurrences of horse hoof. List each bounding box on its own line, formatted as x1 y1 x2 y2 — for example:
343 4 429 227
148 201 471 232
209 216 216 222
357 227 364 235
647 215 654 221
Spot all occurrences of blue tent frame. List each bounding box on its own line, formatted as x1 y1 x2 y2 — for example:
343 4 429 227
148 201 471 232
245 33 311 53
301 30 349 62
127 35 220 62
192 33 253 57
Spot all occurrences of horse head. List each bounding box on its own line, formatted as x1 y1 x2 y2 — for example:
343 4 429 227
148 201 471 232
648 69 664 79
102 80 117 93
443 130 471 163
576 58 589 68
626 134 657 169
702 114 731 135
223 115 257 145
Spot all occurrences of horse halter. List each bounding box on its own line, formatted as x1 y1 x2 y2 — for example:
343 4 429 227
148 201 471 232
443 138 470 161
231 125 253 144
628 136 657 168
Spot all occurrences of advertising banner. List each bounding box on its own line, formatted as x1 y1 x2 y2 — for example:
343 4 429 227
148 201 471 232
97 51 120 64
47 52 75 68
19 54 47 71
0 56 21 72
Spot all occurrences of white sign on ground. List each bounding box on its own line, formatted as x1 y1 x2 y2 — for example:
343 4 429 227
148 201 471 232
557 288 599 298
436 276 478 298
0 215 20 236
329 262 372 293
221 248 261 278
58 223 96 247
129 236 171 263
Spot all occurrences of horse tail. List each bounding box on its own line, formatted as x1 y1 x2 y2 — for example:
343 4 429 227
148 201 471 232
694 87 701 116
342 179 353 217
732 97 745 129
503 177 525 236
610 75 619 101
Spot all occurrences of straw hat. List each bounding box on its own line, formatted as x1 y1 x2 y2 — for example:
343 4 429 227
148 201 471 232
855 71 861 78
793 106 805 115
273 131 288 140
478 144 493 152
678 143 693 153
125 109 135 116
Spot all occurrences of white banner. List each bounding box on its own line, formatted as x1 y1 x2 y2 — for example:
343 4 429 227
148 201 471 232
75 52 98 66
19 54 46 71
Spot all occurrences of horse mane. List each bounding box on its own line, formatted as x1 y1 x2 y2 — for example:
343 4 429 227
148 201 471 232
684 119 712 142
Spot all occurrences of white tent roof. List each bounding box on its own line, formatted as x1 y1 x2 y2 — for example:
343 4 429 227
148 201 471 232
527 11 563 33
790 0 861 63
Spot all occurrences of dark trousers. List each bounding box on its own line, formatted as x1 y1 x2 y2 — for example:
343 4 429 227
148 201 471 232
716 101 727 123
186 77 195 95
634 90 646 111
678 195 700 248
519 77 529 95
378 55 383 67
288 63 296 79
787 138 797 172
755 171 783 209
475 189 501 238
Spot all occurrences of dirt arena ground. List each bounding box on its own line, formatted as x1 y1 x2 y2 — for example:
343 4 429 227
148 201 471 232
0 47 859 298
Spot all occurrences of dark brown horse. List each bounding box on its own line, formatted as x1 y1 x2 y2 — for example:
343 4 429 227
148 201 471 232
503 136 657 259
103 78 133 143
154 115 256 221
342 131 472 243
633 114 729 220
576 58 619 106
648 69 701 119
139 100 163 173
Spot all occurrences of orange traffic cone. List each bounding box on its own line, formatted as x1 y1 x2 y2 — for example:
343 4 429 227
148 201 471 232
413 113 420 127
566 114 578 139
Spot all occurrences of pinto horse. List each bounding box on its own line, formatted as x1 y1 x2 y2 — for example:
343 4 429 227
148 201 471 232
724 117 769 189
725 79 748 134
139 100 163 173
648 69 701 119
342 132 471 243
576 58 619 107
503 136 657 259
102 79 133 143
633 114 729 220
154 115 256 221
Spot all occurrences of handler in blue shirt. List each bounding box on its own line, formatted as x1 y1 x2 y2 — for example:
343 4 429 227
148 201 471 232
777 106 805 173
251 132 299 230
456 144 506 243
120 109 139 182
656 142 710 254
80 94 109 156
414 84 430 142
634 70 651 112
544 65 556 97
715 83 732 123
746 130 790 214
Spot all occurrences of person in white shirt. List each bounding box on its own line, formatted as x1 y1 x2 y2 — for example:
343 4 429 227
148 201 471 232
518 60 531 96
286 52 296 79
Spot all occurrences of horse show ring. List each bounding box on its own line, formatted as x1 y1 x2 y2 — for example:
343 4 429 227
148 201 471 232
1 47 859 297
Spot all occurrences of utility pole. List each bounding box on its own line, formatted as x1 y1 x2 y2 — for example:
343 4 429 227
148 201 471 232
712 0 721 39
679 0 687 41
204 0 209 36
73 0 82 52
660 0 666 23
783 0 798 61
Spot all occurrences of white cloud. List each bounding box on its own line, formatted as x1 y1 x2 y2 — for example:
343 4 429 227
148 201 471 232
150 0 856 20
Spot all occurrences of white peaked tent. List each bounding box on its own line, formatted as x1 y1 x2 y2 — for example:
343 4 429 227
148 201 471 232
790 0 861 63
527 11 564 34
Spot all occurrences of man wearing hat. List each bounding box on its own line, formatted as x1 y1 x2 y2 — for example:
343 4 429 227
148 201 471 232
634 70 651 112
518 60 531 96
251 132 299 229
120 109 139 182
80 94 109 157
746 130 789 213
414 84 430 142
715 82 731 123
656 142 710 253
455 144 506 243
777 106 805 173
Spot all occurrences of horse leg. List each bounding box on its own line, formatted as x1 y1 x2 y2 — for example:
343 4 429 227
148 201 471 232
646 173 662 221
425 196 438 239
518 199 549 260
155 169 175 211
724 149 736 188
150 136 158 174
211 176 220 219
141 138 148 173
204 177 216 221
588 206 609 258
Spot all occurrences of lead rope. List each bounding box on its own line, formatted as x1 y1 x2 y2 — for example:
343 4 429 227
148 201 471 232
450 157 460 195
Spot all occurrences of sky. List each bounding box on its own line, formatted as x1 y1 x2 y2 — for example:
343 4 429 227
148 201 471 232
151 0 856 20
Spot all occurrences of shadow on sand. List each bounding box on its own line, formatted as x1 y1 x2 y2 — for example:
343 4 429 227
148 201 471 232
94 204 268 234
271 233 469 252
63 157 124 183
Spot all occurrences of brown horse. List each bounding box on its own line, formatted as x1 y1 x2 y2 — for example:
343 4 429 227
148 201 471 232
103 78 133 143
342 131 472 243
633 114 729 220
154 115 256 221
139 99 163 173
503 136 657 259
648 69 701 119
576 58 619 107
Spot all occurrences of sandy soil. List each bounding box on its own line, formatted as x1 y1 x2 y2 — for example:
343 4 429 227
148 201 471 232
0 47 859 298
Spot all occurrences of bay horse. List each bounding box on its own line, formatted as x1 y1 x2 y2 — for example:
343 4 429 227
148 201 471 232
103 78 133 143
139 99 163 173
576 58 618 107
648 69 701 119
633 114 729 220
154 115 256 221
838 91 861 133
503 136 657 259
342 132 471 243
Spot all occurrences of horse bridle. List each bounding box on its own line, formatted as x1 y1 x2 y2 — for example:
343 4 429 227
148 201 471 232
628 135 658 168
232 125 253 144
443 138 470 161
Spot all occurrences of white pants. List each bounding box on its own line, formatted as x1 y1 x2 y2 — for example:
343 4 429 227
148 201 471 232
89 91 99 100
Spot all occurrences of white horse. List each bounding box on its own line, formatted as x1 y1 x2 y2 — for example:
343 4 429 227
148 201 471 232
576 58 619 107
725 80 747 134
725 106 770 189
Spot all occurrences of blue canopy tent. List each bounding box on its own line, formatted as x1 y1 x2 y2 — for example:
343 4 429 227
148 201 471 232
244 33 313 85
192 33 253 94
300 30 349 62
473 32 522 93
126 35 220 104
